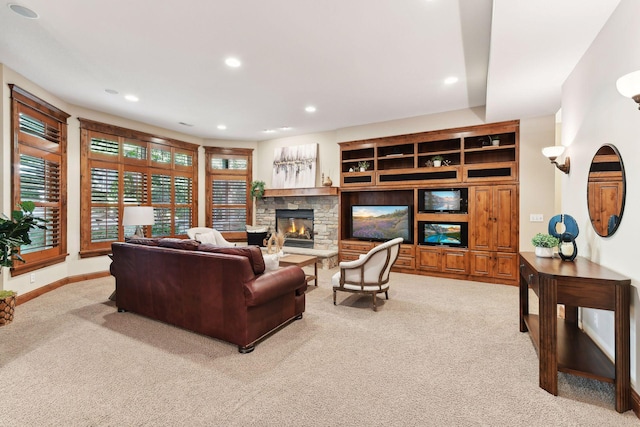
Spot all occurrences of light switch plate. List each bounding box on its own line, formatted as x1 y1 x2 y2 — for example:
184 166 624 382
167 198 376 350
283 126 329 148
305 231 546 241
530 214 544 222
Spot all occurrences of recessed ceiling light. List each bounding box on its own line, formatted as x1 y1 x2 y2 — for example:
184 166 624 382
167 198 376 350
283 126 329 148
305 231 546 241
263 129 276 133
124 94 139 102
444 76 459 85
217 124 227 130
280 126 292 131
105 89 118 95
8 4 38 19
305 106 316 113
225 57 242 68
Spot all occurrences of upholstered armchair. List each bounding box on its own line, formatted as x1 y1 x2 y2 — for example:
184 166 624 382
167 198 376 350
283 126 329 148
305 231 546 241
332 237 403 311
186 227 235 247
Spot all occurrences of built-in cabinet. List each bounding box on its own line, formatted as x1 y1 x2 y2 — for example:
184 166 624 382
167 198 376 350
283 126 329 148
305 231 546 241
338 120 520 286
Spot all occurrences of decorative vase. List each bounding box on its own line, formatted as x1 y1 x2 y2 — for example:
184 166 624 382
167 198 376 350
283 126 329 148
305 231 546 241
433 160 442 167
535 247 554 258
322 175 332 186
0 294 16 326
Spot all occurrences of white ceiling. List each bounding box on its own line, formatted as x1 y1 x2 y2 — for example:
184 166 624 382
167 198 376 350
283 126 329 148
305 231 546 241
0 0 620 141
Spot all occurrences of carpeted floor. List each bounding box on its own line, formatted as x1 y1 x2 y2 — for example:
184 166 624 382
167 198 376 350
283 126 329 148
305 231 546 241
1 267 637 426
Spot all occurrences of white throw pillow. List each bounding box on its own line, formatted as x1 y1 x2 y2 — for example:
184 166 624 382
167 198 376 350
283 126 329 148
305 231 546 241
263 253 280 271
196 231 217 244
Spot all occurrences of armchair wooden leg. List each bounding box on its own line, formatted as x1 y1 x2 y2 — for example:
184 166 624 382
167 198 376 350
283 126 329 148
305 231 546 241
372 294 377 312
385 291 389 300
333 289 337 305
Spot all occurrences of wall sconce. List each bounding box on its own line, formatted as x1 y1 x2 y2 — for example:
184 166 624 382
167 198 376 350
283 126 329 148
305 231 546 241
542 146 570 174
122 206 155 237
616 70 640 109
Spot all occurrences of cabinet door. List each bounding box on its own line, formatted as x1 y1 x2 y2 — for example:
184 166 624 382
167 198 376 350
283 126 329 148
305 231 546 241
494 185 518 252
494 252 518 281
470 186 493 250
441 249 469 274
470 185 517 252
418 247 440 271
470 250 493 277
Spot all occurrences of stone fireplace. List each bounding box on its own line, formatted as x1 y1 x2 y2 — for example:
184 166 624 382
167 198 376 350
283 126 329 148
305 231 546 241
275 209 314 248
255 190 339 268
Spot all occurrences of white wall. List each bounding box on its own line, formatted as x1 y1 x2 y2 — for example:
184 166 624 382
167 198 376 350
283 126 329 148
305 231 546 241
561 0 639 388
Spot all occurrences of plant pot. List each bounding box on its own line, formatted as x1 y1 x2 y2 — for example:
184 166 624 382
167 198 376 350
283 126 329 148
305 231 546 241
0 294 16 326
360 167 366 172
433 160 442 167
535 247 554 258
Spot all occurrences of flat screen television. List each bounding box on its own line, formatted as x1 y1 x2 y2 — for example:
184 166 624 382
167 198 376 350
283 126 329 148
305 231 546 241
418 221 468 247
351 205 412 244
418 188 468 214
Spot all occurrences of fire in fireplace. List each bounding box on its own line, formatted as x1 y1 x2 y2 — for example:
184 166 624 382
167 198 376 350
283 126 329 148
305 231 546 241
275 209 314 248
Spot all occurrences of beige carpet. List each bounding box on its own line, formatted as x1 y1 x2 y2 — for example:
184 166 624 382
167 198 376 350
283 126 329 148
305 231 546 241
1 267 637 426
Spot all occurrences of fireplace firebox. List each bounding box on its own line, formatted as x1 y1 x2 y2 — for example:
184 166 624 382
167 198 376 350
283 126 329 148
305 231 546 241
275 209 314 248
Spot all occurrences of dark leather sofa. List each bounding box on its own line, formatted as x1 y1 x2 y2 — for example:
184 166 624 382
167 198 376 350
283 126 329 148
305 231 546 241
110 238 306 353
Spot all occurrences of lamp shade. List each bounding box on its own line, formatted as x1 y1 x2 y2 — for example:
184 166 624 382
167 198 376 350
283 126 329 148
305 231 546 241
122 206 155 226
541 146 565 159
616 70 640 98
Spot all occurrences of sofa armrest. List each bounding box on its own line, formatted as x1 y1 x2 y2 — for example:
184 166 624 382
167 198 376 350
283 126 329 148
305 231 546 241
244 266 305 307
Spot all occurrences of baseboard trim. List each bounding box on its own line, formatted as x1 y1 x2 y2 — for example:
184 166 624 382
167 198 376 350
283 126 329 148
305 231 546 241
16 271 111 305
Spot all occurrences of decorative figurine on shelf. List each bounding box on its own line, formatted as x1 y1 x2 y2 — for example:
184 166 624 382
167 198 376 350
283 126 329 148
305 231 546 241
442 159 451 167
348 167 354 172
425 159 433 167
322 173 332 186
548 214 579 261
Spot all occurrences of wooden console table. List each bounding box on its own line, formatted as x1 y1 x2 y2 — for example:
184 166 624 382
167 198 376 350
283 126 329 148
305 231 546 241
519 252 631 413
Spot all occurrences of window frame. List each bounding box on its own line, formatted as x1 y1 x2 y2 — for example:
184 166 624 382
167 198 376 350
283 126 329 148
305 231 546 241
79 118 198 257
10 84 70 276
205 147 253 242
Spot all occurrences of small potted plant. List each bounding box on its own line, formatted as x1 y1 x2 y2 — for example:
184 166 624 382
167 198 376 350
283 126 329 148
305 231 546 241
432 155 444 167
250 180 266 200
358 161 370 172
0 290 17 326
531 233 559 258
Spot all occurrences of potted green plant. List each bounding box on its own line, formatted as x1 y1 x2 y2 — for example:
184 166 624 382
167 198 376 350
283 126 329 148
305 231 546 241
0 290 17 326
358 161 370 172
250 180 266 200
432 155 444 167
0 201 47 268
531 233 559 258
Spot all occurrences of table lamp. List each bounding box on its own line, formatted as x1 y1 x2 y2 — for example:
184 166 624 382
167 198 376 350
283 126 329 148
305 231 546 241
122 206 155 238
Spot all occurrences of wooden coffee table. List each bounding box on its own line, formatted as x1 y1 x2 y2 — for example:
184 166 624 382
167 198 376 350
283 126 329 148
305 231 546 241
279 254 318 286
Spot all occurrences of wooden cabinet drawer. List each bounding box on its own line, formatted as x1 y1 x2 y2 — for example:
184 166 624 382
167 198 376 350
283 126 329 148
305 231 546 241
395 256 415 269
340 240 374 252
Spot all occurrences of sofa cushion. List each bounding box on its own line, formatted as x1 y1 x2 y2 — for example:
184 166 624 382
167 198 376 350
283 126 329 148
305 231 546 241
126 237 161 246
198 244 266 275
263 253 280 272
158 238 200 251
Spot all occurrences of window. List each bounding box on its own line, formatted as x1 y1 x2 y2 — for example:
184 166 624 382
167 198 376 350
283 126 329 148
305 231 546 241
205 147 253 241
79 119 198 256
10 85 70 275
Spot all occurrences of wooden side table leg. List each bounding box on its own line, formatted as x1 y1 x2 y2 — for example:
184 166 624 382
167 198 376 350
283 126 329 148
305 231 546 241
615 284 631 413
538 276 558 395
314 260 318 286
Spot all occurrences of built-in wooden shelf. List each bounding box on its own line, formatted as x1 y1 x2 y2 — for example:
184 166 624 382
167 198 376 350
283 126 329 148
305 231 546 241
263 186 338 198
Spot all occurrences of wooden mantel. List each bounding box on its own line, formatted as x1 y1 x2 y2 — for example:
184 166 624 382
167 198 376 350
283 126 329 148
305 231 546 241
263 187 339 198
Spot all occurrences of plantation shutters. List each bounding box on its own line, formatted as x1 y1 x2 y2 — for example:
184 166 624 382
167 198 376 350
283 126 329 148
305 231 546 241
79 119 198 256
10 85 69 274
205 147 253 241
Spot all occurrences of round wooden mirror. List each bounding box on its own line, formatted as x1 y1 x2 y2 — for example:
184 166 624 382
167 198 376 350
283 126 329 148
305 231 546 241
587 144 626 237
